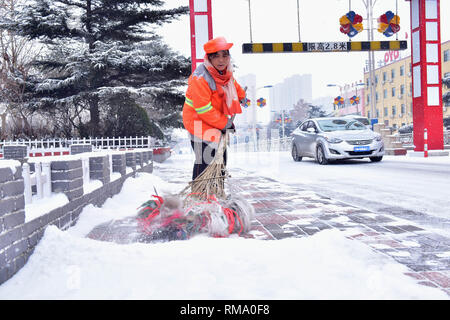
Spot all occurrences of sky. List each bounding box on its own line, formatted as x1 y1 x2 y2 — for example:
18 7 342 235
159 0 450 101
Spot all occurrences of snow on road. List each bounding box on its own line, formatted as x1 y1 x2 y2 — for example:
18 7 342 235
228 150 450 232
0 151 448 299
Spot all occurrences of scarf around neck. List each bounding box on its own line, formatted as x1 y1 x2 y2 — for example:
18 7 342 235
204 55 242 116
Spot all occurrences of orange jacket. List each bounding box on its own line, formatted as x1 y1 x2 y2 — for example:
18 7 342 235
183 64 246 143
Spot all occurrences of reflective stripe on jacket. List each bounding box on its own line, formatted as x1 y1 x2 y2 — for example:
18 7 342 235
182 64 246 143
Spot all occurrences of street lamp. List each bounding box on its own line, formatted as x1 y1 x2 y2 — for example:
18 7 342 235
250 85 273 150
352 82 365 115
327 83 345 115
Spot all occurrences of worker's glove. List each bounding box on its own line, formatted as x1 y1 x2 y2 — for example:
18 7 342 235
221 119 235 134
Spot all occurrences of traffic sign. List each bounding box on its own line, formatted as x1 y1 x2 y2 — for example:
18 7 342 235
242 40 407 54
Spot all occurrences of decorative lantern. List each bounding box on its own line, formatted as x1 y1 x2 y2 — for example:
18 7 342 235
334 96 344 106
257 97 266 108
242 98 251 108
350 95 360 105
378 11 400 37
339 11 363 38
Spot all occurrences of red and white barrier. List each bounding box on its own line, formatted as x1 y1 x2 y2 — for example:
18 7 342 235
424 128 428 158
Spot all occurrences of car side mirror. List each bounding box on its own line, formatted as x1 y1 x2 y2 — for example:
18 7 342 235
307 127 316 133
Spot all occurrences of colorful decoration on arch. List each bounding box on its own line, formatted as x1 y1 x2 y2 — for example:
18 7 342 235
377 11 400 37
257 97 266 108
339 11 363 38
275 116 292 124
242 98 251 108
334 96 344 106
350 95 360 105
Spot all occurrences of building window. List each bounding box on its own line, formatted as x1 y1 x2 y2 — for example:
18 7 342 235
375 75 378 85
376 91 379 102
392 105 397 116
384 107 388 116
383 72 387 82
401 104 406 114
376 109 380 118
392 87 396 97
367 94 370 103
384 89 387 99
400 65 404 76
391 68 395 79
444 50 450 62
400 84 405 95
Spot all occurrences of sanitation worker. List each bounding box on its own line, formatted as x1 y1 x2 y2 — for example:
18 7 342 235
183 37 246 180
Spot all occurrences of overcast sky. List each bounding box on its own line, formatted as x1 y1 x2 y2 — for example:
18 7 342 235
160 0 450 100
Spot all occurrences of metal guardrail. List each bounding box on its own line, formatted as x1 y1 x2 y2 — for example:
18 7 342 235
397 130 450 146
231 137 292 153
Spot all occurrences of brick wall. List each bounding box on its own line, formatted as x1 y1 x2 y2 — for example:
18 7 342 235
0 149 153 285
3 145 27 160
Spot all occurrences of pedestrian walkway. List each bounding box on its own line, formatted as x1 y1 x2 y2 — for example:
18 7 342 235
87 165 450 297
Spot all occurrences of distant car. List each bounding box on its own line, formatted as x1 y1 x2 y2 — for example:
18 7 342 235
291 117 384 165
444 117 450 130
343 115 372 130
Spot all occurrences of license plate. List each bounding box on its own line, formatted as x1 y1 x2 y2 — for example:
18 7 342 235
353 146 370 152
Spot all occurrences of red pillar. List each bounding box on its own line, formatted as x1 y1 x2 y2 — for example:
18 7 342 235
407 0 444 151
189 0 213 72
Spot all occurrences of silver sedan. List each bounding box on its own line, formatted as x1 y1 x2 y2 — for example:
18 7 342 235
291 117 384 165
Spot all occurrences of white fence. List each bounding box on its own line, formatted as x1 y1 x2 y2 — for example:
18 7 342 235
22 162 51 204
0 136 161 158
1 136 157 150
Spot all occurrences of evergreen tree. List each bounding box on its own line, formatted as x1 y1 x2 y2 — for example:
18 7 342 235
307 104 327 118
7 0 191 137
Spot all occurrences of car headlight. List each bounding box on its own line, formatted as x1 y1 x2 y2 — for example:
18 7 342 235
325 137 343 144
374 135 382 141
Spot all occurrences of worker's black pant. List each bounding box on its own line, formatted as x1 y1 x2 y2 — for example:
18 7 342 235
191 140 227 181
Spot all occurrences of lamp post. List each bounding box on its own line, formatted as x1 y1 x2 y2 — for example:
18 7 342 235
362 0 377 123
251 85 272 148
327 83 345 115
353 82 365 115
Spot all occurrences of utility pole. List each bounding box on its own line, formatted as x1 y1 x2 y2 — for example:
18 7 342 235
363 0 377 123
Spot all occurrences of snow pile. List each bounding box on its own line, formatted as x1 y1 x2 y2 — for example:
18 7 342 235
25 193 69 223
0 226 446 300
67 172 181 238
0 159 21 174
0 154 448 299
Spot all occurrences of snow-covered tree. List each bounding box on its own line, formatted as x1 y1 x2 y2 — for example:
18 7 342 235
6 0 191 137
0 0 41 138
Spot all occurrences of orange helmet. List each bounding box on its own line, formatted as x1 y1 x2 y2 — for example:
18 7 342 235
203 37 233 54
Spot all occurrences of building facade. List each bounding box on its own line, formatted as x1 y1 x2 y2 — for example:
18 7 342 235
363 40 450 130
269 74 312 112
332 83 366 117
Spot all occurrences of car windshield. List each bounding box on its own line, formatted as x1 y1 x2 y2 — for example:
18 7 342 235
317 119 366 132
354 117 370 125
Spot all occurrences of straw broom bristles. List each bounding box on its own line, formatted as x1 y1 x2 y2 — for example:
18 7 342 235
186 132 229 200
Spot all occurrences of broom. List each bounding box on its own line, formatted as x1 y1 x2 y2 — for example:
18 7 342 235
185 114 235 200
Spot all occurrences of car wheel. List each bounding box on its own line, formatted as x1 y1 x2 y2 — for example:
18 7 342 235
316 145 329 165
291 144 302 162
370 156 383 162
